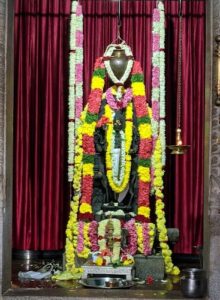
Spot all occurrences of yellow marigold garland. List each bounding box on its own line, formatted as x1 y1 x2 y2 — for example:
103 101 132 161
105 102 133 193
154 137 180 275
78 58 106 218
136 223 144 253
65 107 87 275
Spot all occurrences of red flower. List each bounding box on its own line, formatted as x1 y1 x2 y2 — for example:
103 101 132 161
81 175 93 203
78 212 93 221
138 139 153 159
138 181 150 206
96 116 109 128
88 88 103 114
133 96 147 117
146 275 154 285
132 61 143 74
94 57 104 69
83 134 95 154
100 249 112 257
135 215 150 223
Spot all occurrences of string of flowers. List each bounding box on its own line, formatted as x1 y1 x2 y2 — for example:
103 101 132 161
123 219 138 255
158 1 166 167
135 222 155 255
103 44 134 85
64 107 87 276
151 1 166 189
89 221 99 252
79 58 106 220
111 130 126 186
154 138 180 275
150 1 179 276
106 86 133 110
98 219 121 264
131 61 153 222
68 0 84 181
105 103 133 193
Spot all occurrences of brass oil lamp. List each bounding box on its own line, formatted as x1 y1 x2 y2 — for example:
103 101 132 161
167 0 190 155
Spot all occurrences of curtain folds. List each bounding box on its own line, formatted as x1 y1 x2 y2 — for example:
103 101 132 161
14 0 205 253
13 0 71 250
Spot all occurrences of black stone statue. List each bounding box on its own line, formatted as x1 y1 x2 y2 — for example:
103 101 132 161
91 48 139 221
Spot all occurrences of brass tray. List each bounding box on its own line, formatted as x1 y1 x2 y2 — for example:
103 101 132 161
79 277 134 289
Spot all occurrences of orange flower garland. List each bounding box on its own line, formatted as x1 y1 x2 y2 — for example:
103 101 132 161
78 58 106 220
131 61 153 222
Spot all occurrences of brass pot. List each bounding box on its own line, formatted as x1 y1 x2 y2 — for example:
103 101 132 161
180 268 207 298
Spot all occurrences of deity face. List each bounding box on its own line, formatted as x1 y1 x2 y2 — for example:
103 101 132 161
110 49 128 81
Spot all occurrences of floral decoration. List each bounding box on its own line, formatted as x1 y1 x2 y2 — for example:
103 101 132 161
131 61 153 222
104 102 133 193
78 58 106 220
68 0 84 181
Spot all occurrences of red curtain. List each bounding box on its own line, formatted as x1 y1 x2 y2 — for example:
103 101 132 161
14 0 205 253
13 0 71 250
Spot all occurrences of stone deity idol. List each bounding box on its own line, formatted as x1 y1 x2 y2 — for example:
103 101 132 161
90 44 142 220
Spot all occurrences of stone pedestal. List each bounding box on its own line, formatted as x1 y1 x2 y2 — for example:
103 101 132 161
134 255 165 280
82 262 134 281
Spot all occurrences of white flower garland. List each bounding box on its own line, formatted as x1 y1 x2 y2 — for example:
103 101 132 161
158 1 166 166
68 0 83 181
151 1 166 188
103 44 134 85
111 130 126 186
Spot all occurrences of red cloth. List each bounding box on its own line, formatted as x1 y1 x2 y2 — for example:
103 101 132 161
13 0 205 253
13 0 71 250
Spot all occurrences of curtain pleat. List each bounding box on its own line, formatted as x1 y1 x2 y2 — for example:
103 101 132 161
13 0 71 250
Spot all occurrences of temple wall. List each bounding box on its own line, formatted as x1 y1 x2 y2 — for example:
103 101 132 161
207 1 220 299
0 0 13 294
0 0 7 294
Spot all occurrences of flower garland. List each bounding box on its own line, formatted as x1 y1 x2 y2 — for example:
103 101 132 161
103 44 134 85
98 218 121 264
154 138 180 275
65 50 175 276
68 0 83 181
135 222 155 256
65 107 87 274
131 61 153 222
76 221 91 259
88 221 99 252
123 219 138 255
151 1 166 191
78 58 106 220
105 103 133 193
158 2 166 167
150 1 179 276
106 86 133 110
111 130 126 186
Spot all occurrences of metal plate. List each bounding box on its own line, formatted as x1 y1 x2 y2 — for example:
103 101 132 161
79 277 134 289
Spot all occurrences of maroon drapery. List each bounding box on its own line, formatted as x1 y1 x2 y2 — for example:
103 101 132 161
14 0 205 253
13 0 71 250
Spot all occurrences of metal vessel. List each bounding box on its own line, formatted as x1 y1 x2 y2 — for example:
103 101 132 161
181 268 206 298
80 277 134 289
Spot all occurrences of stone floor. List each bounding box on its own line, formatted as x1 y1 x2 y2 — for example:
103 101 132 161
2 256 204 299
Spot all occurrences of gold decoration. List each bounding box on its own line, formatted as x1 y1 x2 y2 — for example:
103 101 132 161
167 128 190 155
